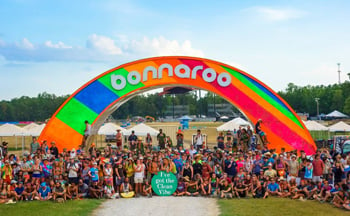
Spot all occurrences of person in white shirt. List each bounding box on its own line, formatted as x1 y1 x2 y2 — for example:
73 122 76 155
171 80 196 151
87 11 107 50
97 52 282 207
194 129 204 151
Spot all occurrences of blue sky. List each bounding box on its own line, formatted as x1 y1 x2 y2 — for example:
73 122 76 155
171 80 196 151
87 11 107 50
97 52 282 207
0 0 350 100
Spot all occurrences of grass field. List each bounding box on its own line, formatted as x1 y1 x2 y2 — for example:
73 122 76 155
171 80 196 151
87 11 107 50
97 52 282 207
218 197 349 216
0 199 102 216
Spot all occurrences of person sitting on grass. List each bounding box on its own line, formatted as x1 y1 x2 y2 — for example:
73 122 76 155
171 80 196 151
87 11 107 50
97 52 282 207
0 182 12 204
78 179 89 199
142 180 152 198
22 182 38 201
303 180 317 200
174 177 186 196
186 177 199 196
120 177 135 198
104 180 116 199
251 175 264 198
70 181 81 199
89 181 103 199
315 180 332 202
37 182 52 201
53 181 66 201
234 181 248 198
220 180 232 199
201 178 211 197
263 178 280 199
278 177 291 198
14 181 25 201
332 189 346 209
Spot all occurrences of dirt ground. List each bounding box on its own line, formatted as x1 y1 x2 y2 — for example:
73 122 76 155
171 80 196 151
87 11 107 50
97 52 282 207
93 196 219 216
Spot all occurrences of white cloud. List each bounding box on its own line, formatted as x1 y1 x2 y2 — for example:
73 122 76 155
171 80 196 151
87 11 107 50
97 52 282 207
44 41 72 49
0 35 204 62
254 7 306 21
128 36 204 57
16 38 35 50
87 34 122 55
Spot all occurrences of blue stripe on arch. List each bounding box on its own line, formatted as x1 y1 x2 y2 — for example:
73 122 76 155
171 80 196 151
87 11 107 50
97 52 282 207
242 74 291 112
74 80 119 114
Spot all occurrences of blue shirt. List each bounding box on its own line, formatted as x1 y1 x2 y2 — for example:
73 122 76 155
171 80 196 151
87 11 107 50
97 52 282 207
39 186 51 198
90 167 99 181
15 186 24 195
268 183 279 192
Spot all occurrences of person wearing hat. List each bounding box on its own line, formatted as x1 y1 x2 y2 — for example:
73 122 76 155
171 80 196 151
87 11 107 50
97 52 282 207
157 129 166 150
264 163 277 178
128 131 137 151
67 157 79 185
37 182 52 201
287 154 299 184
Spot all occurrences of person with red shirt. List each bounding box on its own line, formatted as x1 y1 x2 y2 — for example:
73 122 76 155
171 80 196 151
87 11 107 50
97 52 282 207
312 154 324 183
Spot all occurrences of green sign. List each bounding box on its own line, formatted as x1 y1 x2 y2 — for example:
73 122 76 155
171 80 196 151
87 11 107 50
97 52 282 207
151 171 178 196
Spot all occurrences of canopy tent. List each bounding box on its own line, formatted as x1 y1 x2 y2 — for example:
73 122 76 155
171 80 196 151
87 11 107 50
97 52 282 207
98 123 127 135
124 123 159 136
303 120 329 131
25 124 46 137
232 117 252 127
22 122 39 131
326 110 349 118
178 115 193 120
216 119 241 131
328 121 350 132
0 123 25 136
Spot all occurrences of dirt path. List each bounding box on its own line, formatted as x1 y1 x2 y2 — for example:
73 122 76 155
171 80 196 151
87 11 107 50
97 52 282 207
93 196 220 216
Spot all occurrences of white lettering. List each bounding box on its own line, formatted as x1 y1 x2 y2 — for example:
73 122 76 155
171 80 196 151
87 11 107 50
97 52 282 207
217 72 231 87
143 66 157 82
191 65 203 79
202 68 216 83
111 75 126 90
127 71 141 85
158 64 173 79
174 64 190 78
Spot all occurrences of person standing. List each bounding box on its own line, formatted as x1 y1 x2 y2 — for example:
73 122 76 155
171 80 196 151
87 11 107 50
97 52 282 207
312 154 324 183
30 137 40 154
255 119 269 145
176 131 184 149
157 129 166 150
49 141 59 158
128 131 137 151
133 158 145 197
116 129 123 150
194 129 204 151
83 120 91 147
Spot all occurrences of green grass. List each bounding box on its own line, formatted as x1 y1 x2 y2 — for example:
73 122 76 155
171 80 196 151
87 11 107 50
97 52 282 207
0 199 103 216
218 197 349 216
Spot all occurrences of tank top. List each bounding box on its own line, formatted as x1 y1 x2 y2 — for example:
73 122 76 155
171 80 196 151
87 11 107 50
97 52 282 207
183 167 191 178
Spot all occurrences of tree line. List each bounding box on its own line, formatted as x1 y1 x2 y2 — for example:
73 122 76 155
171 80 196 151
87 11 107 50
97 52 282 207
0 82 349 122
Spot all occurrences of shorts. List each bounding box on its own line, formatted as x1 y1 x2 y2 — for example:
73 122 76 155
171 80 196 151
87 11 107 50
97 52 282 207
312 176 322 182
258 131 265 137
134 177 143 184
69 177 79 185
33 173 41 178
117 141 122 147
116 177 125 186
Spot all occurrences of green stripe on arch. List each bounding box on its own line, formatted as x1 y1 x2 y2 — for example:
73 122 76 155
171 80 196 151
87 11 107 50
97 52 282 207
222 66 303 128
56 98 98 135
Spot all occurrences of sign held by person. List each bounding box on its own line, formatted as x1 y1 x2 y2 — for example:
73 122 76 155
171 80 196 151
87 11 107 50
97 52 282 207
151 171 177 196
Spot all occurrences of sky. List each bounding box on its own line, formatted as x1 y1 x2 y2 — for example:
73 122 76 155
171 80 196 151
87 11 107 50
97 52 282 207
0 0 350 100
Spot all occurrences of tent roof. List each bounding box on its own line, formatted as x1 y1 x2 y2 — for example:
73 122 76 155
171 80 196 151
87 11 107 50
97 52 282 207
22 122 39 130
125 123 159 136
232 117 252 127
25 124 46 136
326 110 349 118
303 120 329 131
178 115 192 120
217 120 240 131
0 123 25 136
328 121 350 132
98 123 127 135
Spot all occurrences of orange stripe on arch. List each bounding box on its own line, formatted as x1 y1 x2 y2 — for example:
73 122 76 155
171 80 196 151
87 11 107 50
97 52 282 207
39 117 83 152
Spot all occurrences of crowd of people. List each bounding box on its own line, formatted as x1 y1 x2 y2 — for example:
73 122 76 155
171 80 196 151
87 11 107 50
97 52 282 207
0 125 349 211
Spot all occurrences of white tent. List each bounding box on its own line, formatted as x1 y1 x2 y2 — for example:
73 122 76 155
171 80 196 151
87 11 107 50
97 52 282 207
217 119 241 131
98 123 127 135
25 124 46 136
326 110 349 118
22 122 39 131
232 117 252 127
124 123 159 136
328 121 350 132
0 123 25 136
303 120 329 131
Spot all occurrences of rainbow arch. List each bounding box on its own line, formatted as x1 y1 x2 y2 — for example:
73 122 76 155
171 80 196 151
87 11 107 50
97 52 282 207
39 56 316 155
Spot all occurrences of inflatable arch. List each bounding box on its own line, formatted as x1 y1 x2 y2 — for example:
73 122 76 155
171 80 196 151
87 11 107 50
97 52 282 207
39 56 316 155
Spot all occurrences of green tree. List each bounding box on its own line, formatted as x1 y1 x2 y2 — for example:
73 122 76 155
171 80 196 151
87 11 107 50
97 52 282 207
343 96 350 115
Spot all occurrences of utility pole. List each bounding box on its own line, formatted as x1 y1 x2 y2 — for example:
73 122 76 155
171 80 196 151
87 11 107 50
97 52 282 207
315 98 320 120
337 63 341 84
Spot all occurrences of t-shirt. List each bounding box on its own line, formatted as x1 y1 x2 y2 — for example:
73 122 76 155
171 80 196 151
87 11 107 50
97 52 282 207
15 186 24 195
264 169 277 178
39 186 51 198
79 183 89 194
67 163 79 178
267 183 279 192
53 186 64 193
31 142 40 153
134 164 145 178
157 133 166 145
90 167 99 181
